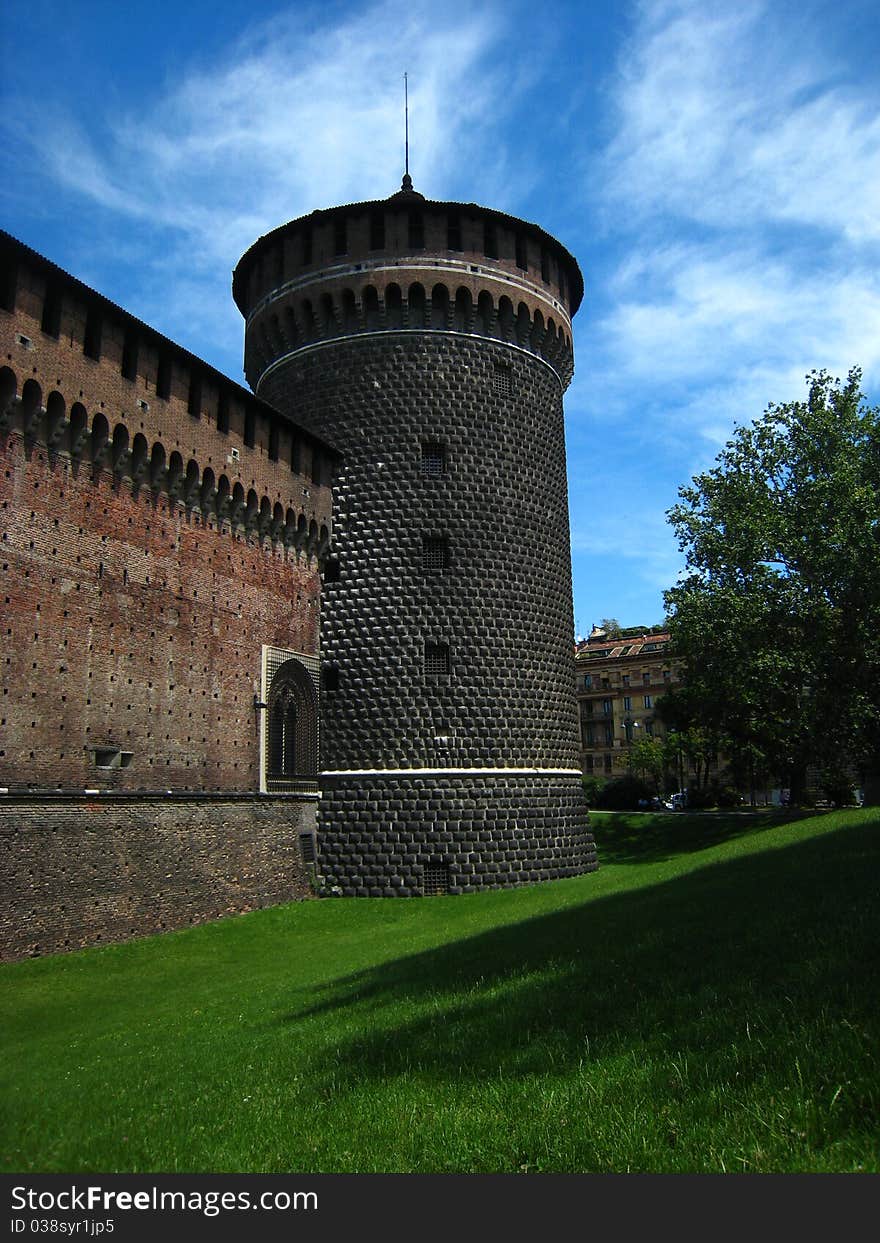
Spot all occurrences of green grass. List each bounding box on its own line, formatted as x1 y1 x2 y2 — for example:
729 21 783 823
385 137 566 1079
2 808 878 1173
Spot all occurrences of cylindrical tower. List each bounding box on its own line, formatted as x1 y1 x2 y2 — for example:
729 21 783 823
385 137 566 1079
233 177 597 895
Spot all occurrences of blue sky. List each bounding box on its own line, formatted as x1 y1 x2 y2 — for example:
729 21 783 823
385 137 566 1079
3 0 879 634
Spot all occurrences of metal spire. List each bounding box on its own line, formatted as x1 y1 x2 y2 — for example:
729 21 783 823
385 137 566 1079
401 72 413 192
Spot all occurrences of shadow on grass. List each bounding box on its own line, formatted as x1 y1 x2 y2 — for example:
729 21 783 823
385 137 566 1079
280 819 880 1102
592 808 813 865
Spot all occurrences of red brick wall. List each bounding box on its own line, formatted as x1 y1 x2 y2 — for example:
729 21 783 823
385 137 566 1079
1 430 320 791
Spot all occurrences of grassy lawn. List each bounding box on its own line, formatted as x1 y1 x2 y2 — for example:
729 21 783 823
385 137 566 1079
2 808 878 1173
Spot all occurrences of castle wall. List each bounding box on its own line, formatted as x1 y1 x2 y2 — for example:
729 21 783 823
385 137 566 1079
0 793 314 960
0 429 319 791
0 238 334 959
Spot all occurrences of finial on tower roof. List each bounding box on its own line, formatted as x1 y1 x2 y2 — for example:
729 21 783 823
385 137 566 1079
404 71 410 182
389 72 424 199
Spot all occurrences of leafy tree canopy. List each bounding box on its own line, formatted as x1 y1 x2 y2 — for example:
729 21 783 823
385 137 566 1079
663 368 880 800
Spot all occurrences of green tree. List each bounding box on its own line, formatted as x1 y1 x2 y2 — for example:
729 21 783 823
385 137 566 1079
625 735 665 791
664 368 880 802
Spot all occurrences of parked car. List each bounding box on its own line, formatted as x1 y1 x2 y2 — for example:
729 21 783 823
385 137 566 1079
670 791 688 811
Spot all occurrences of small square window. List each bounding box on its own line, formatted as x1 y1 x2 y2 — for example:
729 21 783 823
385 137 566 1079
424 642 450 676
493 365 511 396
421 442 446 477
421 536 449 571
423 861 450 895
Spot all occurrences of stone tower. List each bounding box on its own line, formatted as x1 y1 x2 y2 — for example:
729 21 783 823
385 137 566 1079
233 177 597 895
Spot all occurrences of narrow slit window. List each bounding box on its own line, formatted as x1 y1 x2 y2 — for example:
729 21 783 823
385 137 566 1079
333 217 347 256
156 355 172 400
83 306 102 360
447 213 462 251
217 391 230 434
121 330 139 381
1 262 18 312
370 212 385 250
41 285 62 338
409 211 425 249
187 373 202 418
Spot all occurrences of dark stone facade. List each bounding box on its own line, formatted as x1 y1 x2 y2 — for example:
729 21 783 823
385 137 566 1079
239 190 598 894
319 773 596 896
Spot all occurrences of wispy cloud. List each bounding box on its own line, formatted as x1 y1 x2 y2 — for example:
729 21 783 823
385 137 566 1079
579 0 880 446
7 0 515 370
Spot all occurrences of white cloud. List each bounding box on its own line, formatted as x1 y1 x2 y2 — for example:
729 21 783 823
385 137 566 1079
581 0 880 446
9 0 514 368
29 0 507 265
602 0 880 242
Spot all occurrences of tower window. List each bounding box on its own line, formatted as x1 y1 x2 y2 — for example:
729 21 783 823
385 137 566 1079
301 228 313 265
447 213 462 251
424 642 450 677
370 211 385 250
483 220 498 259
409 211 425 250
515 235 528 271
541 249 550 283
243 409 256 449
333 218 347 256
322 664 340 693
423 862 450 896
268 421 280 461
493 365 512 396
421 535 449 571
420 441 446 477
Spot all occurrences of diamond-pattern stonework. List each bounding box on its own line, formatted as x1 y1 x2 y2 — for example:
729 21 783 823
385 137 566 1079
259 330 598 892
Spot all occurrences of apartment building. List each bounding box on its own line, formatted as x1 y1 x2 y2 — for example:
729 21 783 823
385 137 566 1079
575 626 676 776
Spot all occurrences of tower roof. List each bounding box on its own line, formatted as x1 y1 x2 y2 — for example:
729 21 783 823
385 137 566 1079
232 186 584 316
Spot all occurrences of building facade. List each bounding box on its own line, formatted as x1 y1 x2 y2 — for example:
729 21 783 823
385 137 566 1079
575 626 677 778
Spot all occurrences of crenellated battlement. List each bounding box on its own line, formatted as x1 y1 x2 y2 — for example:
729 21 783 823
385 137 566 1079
0 365 330 561
234 191 582 393
245 275 576 393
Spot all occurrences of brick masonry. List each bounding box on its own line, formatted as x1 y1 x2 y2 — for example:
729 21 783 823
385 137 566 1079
0 794 314 960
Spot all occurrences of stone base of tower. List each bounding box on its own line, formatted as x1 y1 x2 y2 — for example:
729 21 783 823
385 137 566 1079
316 772 597 896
